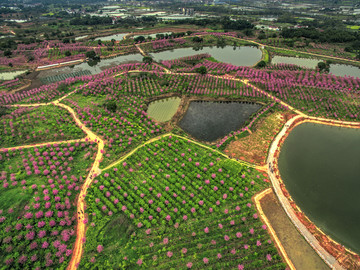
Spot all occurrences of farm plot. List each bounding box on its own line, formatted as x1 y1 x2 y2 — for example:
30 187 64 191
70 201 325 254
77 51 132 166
80 136 286 269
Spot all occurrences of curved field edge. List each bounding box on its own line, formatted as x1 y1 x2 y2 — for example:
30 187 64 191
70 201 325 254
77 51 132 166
80 135 287 269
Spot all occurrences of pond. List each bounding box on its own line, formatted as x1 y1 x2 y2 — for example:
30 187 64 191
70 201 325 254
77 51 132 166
147 97 181 122
0 70 27 80
150 46 262 67
271 55 319 69
271 55 360 78
278 123 360 254
179 101 262 142
329 64 360 78
133 32 172 39
37 54 143 79
95 33 129 41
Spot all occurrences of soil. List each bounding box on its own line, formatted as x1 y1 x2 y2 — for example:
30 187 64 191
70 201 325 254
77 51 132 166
261 190 330 270
225 111 295 165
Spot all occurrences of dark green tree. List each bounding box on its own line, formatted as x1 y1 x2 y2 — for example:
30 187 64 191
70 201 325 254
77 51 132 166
86 50 97 59
195 66 207 75
4 50 12 57
256 60 266 68
143 56 153 64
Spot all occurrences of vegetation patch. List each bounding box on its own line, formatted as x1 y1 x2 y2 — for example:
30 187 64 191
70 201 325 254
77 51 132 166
0 106 84 148
81 136 286 269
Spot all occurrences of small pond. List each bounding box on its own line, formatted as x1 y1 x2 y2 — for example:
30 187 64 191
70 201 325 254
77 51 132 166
147 97 181 122
133 32 172 39
179 101 262 142
95 33 129 41
37 54 143 79
329 64 360 78
150 46 262 67
271 55 319 69
271 55 360 78
278 123 360 254
0 70 27 80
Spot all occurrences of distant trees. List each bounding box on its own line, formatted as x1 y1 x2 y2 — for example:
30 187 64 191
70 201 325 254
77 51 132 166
70 15 112 26
281 27 358 43
221 17 254 31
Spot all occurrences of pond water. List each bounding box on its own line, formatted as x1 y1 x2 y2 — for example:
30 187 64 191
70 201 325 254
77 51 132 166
179 101 262 142
95 33 129 41
151 46 262 67
271 55 319 69
329 64 360 78
271 55 360 78
0 70 27 80
37 54 143 79
147 97 181 122
278 123 360 254
133 32 172 39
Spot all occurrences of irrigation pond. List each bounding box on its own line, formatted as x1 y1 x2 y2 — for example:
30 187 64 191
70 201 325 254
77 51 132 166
147 97 181 122
151 46 262 67
95 33 129 41
179 101 262 142
278 122 360 254
271 55 360 78
37 54 143 83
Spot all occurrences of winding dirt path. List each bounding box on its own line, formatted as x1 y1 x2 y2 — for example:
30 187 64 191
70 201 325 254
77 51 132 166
52 101 105 270
6 90 105 270
0 138 88 152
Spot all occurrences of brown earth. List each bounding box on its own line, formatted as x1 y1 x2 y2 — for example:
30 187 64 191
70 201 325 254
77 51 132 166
225 111 295 165
261 190 330 270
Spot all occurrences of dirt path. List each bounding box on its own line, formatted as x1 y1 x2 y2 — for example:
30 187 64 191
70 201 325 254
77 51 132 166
52 101 105 270
135 44 147 57
6 89 105 270
258 189 330 270
0 137 88 152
